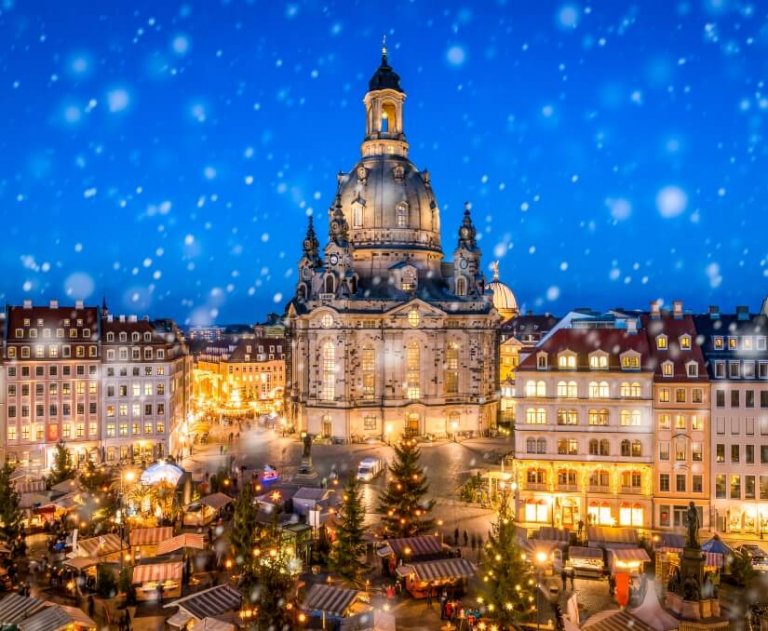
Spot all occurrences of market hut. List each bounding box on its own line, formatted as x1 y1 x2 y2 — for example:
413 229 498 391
301 583 373 630
568 546 605 578
396 558 476 599
132 560 184 601
156 533 207 557
607 548 651 577
130 526 174 560
71 534 124 563
164 584 242 630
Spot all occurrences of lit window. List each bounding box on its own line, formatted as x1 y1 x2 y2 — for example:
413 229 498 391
589 354 608 369
713 336 724 350
405 341 420 400
558 354 576 369
407 310 420 328
444 343 459 395
662 362 674 377
657 335 668 350
362 347 376 400
680 335 691 349
321 342 335 401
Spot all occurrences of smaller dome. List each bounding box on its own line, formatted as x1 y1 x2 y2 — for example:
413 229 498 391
369 51 403 93
488 280 518 313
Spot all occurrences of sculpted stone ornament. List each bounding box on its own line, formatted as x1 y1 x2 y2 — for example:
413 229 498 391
687 501 700 548
357 165 367 184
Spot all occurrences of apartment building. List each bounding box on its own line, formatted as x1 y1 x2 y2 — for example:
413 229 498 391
642 301 711 531
514 321 655 530
3 300 102 471
101 314 191 464
694 305 768 535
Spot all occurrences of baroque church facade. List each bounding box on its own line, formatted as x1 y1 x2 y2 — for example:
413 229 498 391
285 48 500 441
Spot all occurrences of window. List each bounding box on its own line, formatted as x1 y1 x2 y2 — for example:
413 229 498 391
716 444 725 463
761 363 768 379
676 388 686 403
745 362 756 378
405 341 420 400
746 390 755 408
526 381 547 397
588 381 609 398
621 440 631 457
659 413 671 429
600 439 609 456
761 445 768 464
715 474 726 498
716 390 725 407
558 354 576 369
731 475 741 499
632 440 642 457
729 361 741 379
526 438 537 454
675 440 686 461
620 410 642 426
676 475 686 493
588 409 609 426
728 337 738 349
746 476 756 499
662 362 673 377
556 381 578 398
747 445 755 463
680 335 691 349
444 344 458 395
396 202 408 228
589 353 607 369
659 388 670 403
732 445 740 463
621 354 640 370
321 342 335 401
556 409 578 425
557 439 578 455
657 335 668 349
620 382 642 398
692 442 702 461
525 408 547 424
687 363 698 378
362 347 376 399
691 388 703 404
713 336 724 350
731 390 740 408
692 475 703 493
658 474 669 491
589 470 610 489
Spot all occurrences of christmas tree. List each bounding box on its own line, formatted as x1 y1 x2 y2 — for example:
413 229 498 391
377 438 435 538
329 473 368 585
479 490 536 630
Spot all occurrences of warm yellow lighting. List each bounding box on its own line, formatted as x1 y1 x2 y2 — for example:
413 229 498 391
535 551 548 564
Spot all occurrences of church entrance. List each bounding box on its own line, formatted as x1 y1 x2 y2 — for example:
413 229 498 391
321 415 332 438
405 412 420 437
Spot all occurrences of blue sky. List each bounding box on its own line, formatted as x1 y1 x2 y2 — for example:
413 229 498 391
1 0 766 323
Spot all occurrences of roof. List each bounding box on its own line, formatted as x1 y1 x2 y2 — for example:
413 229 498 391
200 492 234 510
582 609 655 631
587 527 638 545
398 558 476 582
293 488 331 501
166 584 242 620
378 535 442 558
517 327 651 372
692 312 768 378
641 314 709 382
487 279 518 313
6 304 99 341
74 534 123 558
500 314 560 342
63 557 100 571
132 561 184 584
156 533 207 556
609 548 651 563
568 546 603 560
0 594 47 624
302 584 359 617
129 526 174 547
368 51 403 93
17 603 96 631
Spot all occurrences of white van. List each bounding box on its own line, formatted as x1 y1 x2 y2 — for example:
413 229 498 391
356 457 384 482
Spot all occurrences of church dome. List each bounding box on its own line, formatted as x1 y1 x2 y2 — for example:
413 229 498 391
337 156 441 253
487 264 518 320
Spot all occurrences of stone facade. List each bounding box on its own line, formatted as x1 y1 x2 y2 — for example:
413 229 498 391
285 49 500 442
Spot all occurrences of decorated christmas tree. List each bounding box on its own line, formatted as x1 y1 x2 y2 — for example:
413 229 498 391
329 473 368 585
479 490 536 630
377 438 435 538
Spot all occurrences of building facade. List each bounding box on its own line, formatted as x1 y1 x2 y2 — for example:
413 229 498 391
514 323 655 530
694 304 768 535
285 49 500 441
101 314 191 464
4 301 102 471
642 302 711 531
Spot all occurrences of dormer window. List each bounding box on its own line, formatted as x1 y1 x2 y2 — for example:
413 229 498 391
558 353 576 369
537 353 548 370
661 361 674 377
589 352 608 370
401 268 417 292
620 352 641 371
743 337 754 350
686 361 699 378
656 335 668 350
679 335 691 350
455 277 467 296
728 337 737 349
713 336 724 350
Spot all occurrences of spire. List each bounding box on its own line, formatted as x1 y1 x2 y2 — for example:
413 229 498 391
101 295 109 315
382 34 388 63
368 39 403 93
458 201 478 250
329 193 350 245
301 215 322 267
491 261 500 281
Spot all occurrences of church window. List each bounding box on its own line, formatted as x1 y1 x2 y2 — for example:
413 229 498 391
324 275 335 294
321 314 334 328
456 276 467 296
362 347 375 400
407 310 420 328
321 343 335 401
353 204 363 228
405 341 420 400
396 202 408 228
444 343 459 395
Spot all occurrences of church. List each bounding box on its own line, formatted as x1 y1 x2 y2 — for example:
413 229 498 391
284 47 503 442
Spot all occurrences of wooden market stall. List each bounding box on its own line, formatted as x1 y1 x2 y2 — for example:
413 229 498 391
396 558 476 599
607 547 651 577
132 560 184 601
568 546 605 578
130 526 174 560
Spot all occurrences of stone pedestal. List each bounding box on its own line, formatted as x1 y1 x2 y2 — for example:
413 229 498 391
293 456 319 485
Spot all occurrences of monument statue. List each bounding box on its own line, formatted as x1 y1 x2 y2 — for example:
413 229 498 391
302 433 313 459
686 501 700 548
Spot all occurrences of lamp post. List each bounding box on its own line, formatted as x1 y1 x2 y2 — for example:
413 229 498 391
119 469 136 569
535 551 548 631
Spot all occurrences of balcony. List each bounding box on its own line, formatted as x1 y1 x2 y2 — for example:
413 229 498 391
620 486 643 495
588 485 611 494
526 483 549 491
556 484 578 492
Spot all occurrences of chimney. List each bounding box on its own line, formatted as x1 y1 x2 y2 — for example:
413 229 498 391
737 305 750 321
75 300 84 310
650 301 661 319
129 315 138 323
107 315 113 323
673 300 683 319
49 300 58 309
709 305 720 319
22 300 32 309
119 315 126 323
627 318 638 334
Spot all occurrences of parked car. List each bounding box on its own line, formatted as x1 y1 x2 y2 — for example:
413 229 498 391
737 544 768 572
356 457 385 482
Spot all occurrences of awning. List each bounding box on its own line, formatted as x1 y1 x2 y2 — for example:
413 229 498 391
165 584 242 620
569 546 603 560
302 584 359 617
588 526 638 545
132 562 184 585
166 610 193 628
705 552 724 568
0 593 46 624
701 536 734 556
129 526 174 547
398 558 476 582
18 604 96 631
14 480 46 494
200 492 234 511
74 534 123 558
378 535 442 558
610 548 651 563
63 557 100 571
156 533 207 556
583 609 654 631
196 619 236 631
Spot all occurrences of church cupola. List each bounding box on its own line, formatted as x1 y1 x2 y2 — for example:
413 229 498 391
328 193 350 246
362 39 409 158
295 215 324 303
453 202 484 297
301 216 322 268
323 193 358 298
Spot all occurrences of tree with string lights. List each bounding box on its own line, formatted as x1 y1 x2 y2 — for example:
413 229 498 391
329 473 367 585
479 490 536 630
377 438 435 538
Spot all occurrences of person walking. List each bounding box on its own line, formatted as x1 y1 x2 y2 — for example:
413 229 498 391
561 569 567 591
454 527 459 546
463 530 469 547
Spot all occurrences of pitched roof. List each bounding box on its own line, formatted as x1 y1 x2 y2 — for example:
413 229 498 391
641 314 708 382
302 584 359 617
129 526 174 547
165 584 242 620
0 594 47 624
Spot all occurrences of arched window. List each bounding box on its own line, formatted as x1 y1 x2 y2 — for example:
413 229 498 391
588 470 610 489
588 409 609 426
536 438 547 454
630 382 641 398
620 382 630 398
456 277 467 297
525 408 547 424
361 346 375 400
599 439 610 456
405 341 420 400
557 409 578 425
526 438 536 454
324 275 335 294
444 343 459 395
526 468 547 485
619 502 644 527
525 381 537 397
589 439 599 455
558 354 576 369
297 284 307 300
396 202 408 228
557 381 577 398
588 382 609 398
106 332 114 342
321 342 335 401
381 102 396 133
621 440 631 457
632 440 643 457
352 204 363 228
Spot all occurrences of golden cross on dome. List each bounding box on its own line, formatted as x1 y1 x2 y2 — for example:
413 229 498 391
382 35 388 59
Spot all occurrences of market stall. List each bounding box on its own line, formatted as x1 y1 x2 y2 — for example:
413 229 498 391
568 546 604 578
132 561 184 601
607 547 651 577
130 526 174 560
396 558 476 599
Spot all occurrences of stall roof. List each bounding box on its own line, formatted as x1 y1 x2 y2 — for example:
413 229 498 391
18 604 96 631
302 584 359 618
63 557 100 571
293 487 332 501
397 558 476 582
610 548 651 563
130 526 174 547
583 609 655 631
132 561 184 585
156 533 207 556
569 546 603 559
588 527 638 545
165 584 242 621
200 492 234 510
701 536 733 556
378 535 442 558
0 594 46 624
533 527 569 542
74 534 123 558
655 534 685 552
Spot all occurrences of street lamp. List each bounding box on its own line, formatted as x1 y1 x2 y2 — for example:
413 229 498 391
119 469 136 569
534 550 548 631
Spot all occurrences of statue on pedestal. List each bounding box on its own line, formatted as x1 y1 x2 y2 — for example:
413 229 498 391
302 433 313 459
687 501 700 548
